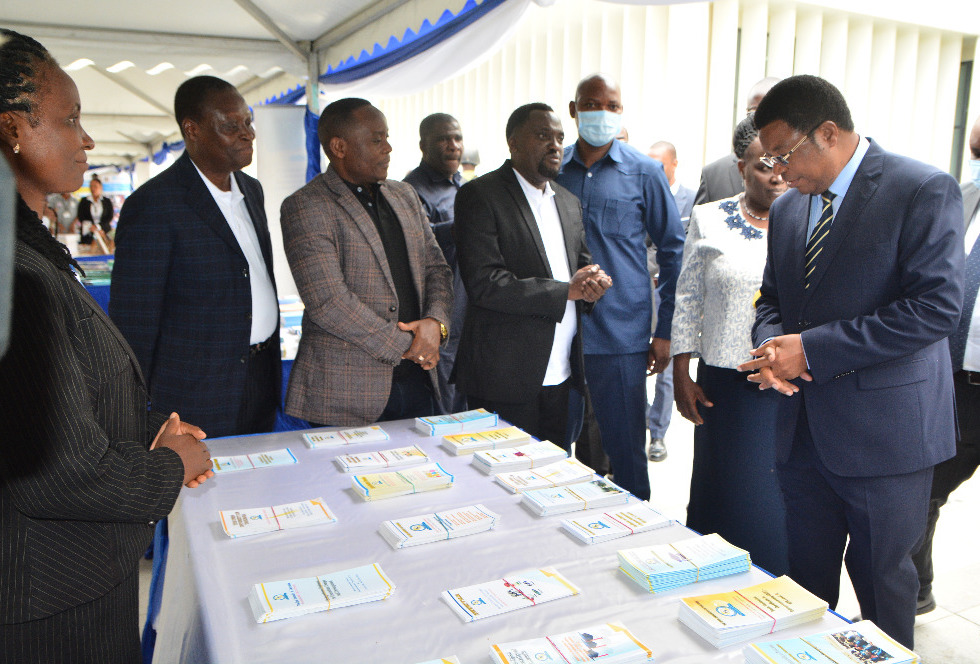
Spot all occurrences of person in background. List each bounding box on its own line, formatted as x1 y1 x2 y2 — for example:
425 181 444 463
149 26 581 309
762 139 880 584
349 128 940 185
740 75 962 648
281 98 452 427
555 74 684 501
645 140 695 462
404 113 467 413
670 114 788 575
46 189 77 235
111 76 281 439
454 103 611 447
911 112 980 616
695 77 780 205
78 174 114 234
461 147 480 181
0 28 212 662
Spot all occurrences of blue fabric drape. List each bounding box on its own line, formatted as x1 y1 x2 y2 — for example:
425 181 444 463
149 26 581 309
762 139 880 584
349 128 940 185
305 109 321 183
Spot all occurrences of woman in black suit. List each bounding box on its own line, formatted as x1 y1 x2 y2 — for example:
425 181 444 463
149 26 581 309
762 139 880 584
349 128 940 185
0 30 214 662
77 174 114 242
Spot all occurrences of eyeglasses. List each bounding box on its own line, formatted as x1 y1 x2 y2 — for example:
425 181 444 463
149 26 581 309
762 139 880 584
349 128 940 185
759 121 825 168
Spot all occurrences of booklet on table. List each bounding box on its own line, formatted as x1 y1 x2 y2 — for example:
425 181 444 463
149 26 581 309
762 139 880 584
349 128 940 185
743 619 919 664
440 426 532 455
521 476 631 516
442 567 580 623
380 504 499 549
415 408 499 436
248 563 394 623
471 440 567 474
219 498 337 538
334 445 429 472
617 533 751 593
211 448 297 474
678 575 828 648
561 502 672 544
494 458 595 493
352 463 455 501
491 621 654 664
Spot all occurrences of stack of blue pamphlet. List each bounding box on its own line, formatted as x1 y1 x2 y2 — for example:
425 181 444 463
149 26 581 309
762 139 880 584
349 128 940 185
617 533 751 593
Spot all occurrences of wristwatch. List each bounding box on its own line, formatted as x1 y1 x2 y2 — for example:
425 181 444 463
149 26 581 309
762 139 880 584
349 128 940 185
439 321 449 344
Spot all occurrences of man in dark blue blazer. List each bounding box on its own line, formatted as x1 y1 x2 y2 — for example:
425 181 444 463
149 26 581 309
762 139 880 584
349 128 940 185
739 75 964 649
111 76 280 439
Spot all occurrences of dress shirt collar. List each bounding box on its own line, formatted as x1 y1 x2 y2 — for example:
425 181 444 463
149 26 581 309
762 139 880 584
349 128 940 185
669 180 680 196
825 135 870 202
563 137 625 169
417 160 463 187
192 160 245 206
513 167 556 202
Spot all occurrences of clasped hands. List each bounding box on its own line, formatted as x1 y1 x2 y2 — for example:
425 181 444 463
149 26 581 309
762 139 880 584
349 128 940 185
398 317 442 370
736 334 811 396
568 264 612 303
151 412 214 488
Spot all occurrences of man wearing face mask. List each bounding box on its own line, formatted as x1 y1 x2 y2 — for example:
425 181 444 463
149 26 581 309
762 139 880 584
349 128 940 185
910 113 980 616
555 74 684 501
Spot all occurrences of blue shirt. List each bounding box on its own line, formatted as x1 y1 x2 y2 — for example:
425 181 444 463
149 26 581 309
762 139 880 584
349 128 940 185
556 140 685 354
403 161 463 226
807 136 870 237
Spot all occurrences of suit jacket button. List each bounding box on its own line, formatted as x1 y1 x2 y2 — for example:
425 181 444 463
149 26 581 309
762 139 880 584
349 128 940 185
241 355 247 364
242 268 249 277
388 306 397 312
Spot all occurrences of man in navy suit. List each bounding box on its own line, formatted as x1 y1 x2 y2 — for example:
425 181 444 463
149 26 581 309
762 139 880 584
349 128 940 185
739 75 963 648
111 76 280 439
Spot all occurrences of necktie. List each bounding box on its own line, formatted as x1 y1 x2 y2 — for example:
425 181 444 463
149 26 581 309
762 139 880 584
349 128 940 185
804 191 836 289
949 233 980 371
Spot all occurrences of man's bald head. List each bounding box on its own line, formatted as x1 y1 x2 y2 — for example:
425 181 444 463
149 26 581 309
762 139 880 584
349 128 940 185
575 73 621 105
647 141 677 185
747 76 782 113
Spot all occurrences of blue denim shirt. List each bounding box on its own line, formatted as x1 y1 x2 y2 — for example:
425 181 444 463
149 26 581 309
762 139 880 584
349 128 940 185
556 140 685 354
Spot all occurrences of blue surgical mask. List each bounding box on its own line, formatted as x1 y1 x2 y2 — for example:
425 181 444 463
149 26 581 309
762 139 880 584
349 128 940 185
970 158 980 189
576 110 623 147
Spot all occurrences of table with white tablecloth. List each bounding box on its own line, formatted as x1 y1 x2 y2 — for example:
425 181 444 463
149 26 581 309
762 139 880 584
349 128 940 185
150 419 848 664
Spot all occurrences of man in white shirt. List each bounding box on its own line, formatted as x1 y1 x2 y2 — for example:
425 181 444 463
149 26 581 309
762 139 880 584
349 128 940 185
454 103 611 447
111 76 280 439
911 112 980 615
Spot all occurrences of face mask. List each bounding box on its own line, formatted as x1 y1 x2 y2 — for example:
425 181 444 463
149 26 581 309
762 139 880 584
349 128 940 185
970 159 980 189
576 110 622 147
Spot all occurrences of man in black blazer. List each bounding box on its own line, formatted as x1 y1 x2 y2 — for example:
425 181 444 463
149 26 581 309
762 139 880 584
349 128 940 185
454 103 610 447
740 76 963 648
111 76 280 439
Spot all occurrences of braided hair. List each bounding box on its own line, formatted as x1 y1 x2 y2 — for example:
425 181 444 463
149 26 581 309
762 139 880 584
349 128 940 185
2 29 83 275
732 112 760 160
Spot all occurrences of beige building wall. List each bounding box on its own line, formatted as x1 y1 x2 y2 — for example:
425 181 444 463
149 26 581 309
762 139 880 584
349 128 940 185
372 0 979 188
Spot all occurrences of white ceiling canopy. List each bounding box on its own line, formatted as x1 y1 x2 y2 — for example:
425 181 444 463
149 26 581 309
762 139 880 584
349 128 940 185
1 0 466 166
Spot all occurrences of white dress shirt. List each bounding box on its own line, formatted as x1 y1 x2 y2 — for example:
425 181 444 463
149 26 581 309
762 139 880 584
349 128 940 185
193 162 278 345
513 169 576 386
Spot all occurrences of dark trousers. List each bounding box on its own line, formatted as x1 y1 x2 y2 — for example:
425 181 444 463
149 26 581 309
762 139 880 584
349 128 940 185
468 379 571 451
0 569 140 663
235 338 279 436
912 371 980 598
777 405 932 650
585 352 650 500
569 386 609 475
377 361 438 422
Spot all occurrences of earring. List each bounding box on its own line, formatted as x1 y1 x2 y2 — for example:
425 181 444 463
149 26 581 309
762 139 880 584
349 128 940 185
13 143 19 154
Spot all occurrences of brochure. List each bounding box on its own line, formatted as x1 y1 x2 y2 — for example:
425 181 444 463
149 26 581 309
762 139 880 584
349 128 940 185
471 440 567 474
352 463 455 501
334 445 429 472
211 448 297 474
743 619 919 664
617 533 751 593
380 504 499 549
248 563 394 623
441 426 532 455
442 567 580 623
491 621 654 664
219 498 337 538
562 503 672 544
494 458 595 493
521 477 631 516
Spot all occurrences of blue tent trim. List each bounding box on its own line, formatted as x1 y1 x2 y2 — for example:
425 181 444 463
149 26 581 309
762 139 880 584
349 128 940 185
320 0 507 84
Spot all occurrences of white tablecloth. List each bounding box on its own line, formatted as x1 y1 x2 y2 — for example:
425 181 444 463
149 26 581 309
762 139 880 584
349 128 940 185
151 419 848 664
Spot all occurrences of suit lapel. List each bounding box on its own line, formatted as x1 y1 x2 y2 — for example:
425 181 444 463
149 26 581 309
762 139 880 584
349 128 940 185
178 155 245 259
501 166 552 277
323 168 397 296
235 172 275 284
801 143 882 308
555 188 579 274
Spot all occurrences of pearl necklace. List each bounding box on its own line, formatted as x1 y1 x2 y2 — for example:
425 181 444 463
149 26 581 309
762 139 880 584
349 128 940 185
739 194 768 222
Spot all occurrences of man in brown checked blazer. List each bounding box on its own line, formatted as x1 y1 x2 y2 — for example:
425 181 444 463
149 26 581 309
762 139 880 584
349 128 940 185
281 98 453 427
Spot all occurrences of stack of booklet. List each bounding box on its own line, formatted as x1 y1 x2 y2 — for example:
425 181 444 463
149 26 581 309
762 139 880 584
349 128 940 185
248 563 394 623
471 440 567 474
334 445 429 472
211 448 298 474
495 458 595 493
442 567 580 622
219 498 337 538
352 463 455 501
491 622 654 664
379 504 500 549
414 408 499 436
440 426 532 455
617 533 751 593
561 502 672 544
678 575 828 648
743 620 919 664
520 477 631 516
301 425 390 449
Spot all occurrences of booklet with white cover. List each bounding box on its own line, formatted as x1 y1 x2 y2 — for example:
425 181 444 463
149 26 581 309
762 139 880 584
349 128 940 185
561 502 672 544
442 567 580 623
248 563 395 623
334 445 429 472
219 498 337 538
379 504 499 549
491 621 654 664
494 458 595 493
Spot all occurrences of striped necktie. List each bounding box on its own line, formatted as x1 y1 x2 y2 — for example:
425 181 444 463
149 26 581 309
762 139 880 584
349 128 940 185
804 191 836 289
